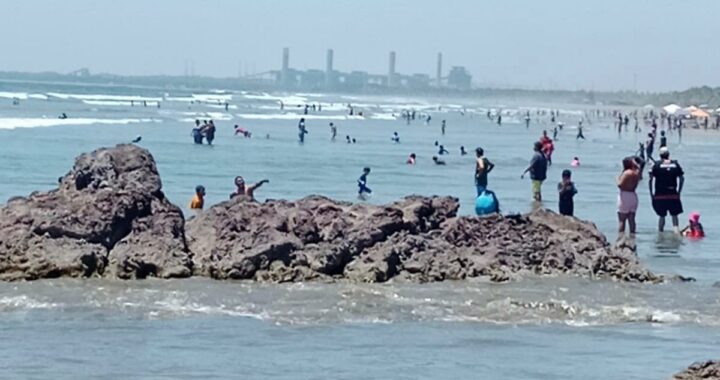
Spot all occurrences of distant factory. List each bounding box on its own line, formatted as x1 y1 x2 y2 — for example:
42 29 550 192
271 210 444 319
267 48 472 91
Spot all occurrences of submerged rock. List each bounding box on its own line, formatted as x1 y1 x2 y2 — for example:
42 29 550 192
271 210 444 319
0 144 191 280
187 195 662 284
672 361 720 379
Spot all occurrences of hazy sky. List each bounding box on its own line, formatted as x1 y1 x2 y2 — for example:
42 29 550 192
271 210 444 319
3 0 718 91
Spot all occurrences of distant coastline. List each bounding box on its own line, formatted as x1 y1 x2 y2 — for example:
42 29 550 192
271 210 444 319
1 70 718 108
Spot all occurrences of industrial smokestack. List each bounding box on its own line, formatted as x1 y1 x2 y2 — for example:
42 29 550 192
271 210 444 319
388 51 396 87
281 47 290 85
325 49 334 88
436 52 443 87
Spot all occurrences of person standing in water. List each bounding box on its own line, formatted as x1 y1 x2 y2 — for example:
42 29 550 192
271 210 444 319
474 147 495 196
438 145 449 155
617 157 640 235
557 169 578 216
576 124 585 140
229 176 269 201
330 122 337 141
645 133 655 162
460 146 467 155
357 167 372 198
521 142 548 202
524 111 531 128
441 119 446 135
391 132 400 143
649 147 684 233
497 113 502 126
659 130 667 148
298 118 308 143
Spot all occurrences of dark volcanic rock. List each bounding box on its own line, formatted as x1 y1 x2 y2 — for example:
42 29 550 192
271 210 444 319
672 361 720 379
0 144 191 280
187 195 661 283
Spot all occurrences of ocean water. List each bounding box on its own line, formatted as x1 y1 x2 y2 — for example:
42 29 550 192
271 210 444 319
0 80 719 379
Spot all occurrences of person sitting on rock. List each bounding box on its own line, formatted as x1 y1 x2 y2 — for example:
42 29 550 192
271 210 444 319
230 176 269 201
190 185 205 210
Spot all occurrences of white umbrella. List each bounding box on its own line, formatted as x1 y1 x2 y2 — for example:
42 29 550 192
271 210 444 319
663 104 682 114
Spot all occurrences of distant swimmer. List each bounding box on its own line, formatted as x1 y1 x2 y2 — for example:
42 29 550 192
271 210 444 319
224 102 229 111
58 113 68 119
189 185 206 210
230 176 269 201
434 141 439 146
234 125 252 138
330 122 337 140
391 131 400 143
407 153 417 165
432 156 446 165
357 167 372 198
438 145 449 155
425 114 432 125
131 135 142 143
553 127 558 140
576 125 585 140
298 118 308 143
352 138 357 144
460 146 467 155
497 113 502 126
346 135 351 144
524 112 531 128
486 110 492 120
441 120 446 135
571 157 580 167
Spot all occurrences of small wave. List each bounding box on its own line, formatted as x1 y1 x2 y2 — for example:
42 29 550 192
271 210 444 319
236 113 364 121
47 92 162 102
0 117 160 130
83 100 160 107
0 295 58 311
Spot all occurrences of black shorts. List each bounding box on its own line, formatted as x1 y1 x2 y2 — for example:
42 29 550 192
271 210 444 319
652 198 683 217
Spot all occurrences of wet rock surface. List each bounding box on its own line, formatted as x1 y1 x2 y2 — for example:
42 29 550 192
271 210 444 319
672 361 720 379
0 144 191 280
187 194 662 284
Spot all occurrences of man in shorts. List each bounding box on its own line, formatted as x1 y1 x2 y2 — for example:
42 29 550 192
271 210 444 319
648 147 684 233
521 141 548 201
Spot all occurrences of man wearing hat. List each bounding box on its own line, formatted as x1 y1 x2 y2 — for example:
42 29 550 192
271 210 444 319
648 146 684 233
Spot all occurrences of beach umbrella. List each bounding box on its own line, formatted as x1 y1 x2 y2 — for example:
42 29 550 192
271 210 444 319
690 108 710 118
663 104 682 114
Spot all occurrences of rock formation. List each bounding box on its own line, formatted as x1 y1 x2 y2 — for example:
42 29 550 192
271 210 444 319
672 361 720 379
186 194 662 283
0 144 668 283
0 144 191 280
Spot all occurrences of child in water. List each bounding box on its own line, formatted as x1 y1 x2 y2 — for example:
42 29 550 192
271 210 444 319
681 212 705 238
407 153 416 165
557 170 577 216
357 167 372 198
189 185 205 210
571 157 580 167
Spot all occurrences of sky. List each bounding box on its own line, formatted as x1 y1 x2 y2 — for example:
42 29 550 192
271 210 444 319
2 0 718 92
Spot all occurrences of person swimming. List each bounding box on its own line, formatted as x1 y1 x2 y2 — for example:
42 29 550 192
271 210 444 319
234 125 251 138
407 153 416 165
438 145 449 155
131 135 142 143
681 212 705 238
189 185 205 210
346 135 351 144
571 157 580 167
358 167 372 198
229 176 269 201
460 146 467 155
432 156 446 165
391 132 400 143
58 113 68 119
